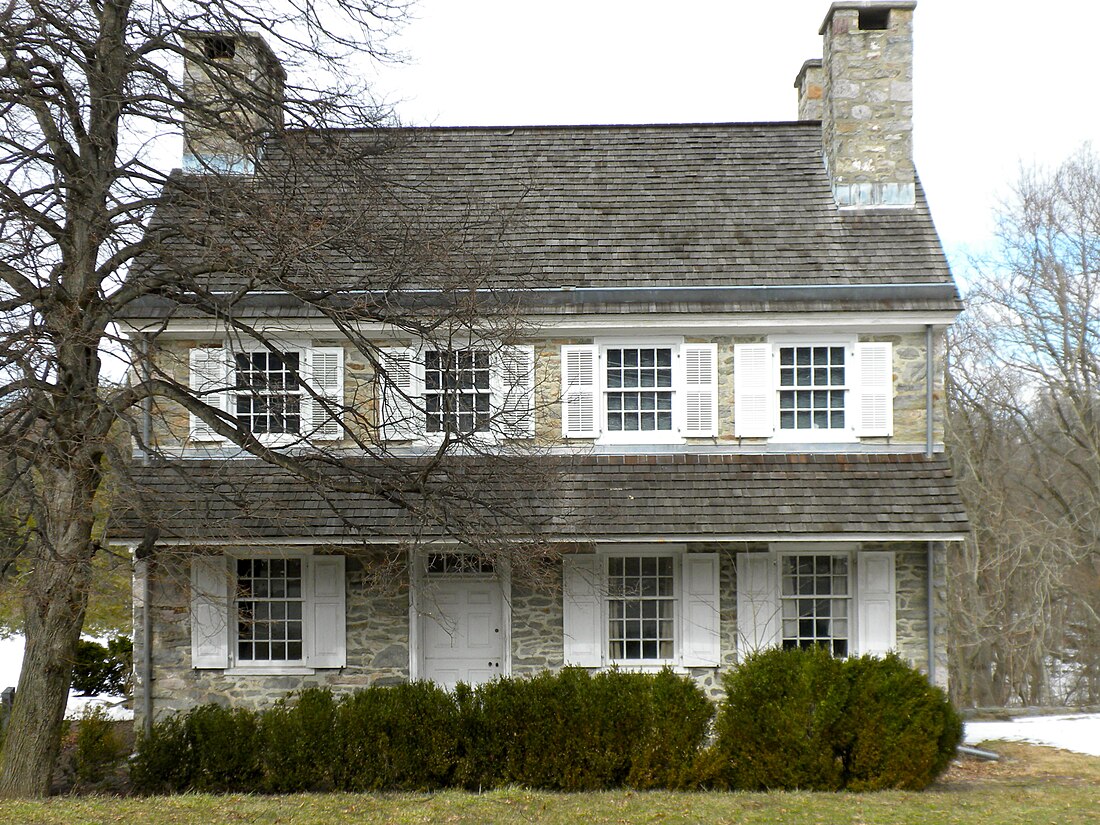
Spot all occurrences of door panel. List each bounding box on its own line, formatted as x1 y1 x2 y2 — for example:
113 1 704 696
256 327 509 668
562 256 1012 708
420 579 505 691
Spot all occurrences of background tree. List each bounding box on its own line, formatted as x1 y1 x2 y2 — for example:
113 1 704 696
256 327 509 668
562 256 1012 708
947 145 1100 707
0 0 555 796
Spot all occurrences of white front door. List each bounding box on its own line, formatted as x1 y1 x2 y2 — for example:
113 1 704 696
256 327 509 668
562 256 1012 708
419 578 506 690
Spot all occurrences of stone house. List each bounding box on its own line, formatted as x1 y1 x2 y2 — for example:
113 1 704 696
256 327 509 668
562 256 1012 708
116 1 967 722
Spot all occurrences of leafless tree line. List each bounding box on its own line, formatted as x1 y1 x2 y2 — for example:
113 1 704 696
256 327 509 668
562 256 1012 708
947 145 1100 708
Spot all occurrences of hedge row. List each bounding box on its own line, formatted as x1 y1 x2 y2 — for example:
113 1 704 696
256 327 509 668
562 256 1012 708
132 651 962 794
131 668 712 793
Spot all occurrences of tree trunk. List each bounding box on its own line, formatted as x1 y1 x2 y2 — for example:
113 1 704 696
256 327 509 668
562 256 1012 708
0 468 98 798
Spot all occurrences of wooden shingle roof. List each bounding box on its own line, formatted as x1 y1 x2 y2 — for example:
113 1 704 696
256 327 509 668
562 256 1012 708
116 453 968 544
131 122 957 311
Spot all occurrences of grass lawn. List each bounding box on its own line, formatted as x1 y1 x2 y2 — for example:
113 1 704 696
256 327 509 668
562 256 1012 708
0 742 1096 824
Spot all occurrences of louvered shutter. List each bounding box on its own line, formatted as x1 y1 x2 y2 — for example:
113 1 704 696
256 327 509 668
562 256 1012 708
857 551 896 656
188 347 231 442
307 555 346 668
734 344 773 437
306 347 344 440
680 553 721 667
736 552 779 658
379 347 422 441
681 344 719 437
562 554 603 667
561 345 599 438
854 342 893 437
191 555 229 668
492 345 535 438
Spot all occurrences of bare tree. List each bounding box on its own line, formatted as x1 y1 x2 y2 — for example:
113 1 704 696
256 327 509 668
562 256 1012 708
0 0 556 796
947 145 1100 707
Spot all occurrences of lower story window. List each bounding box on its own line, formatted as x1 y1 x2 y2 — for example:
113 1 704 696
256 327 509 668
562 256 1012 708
235 558 304 662
780 554 850 657
607 555 675 661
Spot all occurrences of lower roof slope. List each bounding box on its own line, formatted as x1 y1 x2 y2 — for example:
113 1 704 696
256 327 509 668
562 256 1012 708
116 453 968 544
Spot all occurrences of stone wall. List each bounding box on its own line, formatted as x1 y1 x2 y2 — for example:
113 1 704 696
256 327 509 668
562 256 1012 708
134 539 946 721
147 330 943 451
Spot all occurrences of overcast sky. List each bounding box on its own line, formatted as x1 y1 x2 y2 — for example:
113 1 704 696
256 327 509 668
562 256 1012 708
367 1 1098 266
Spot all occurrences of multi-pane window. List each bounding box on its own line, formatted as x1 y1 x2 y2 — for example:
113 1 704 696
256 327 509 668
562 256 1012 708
605 347 673 432
235 351 302 434
236 558 304 663
778 345 846 431
607 556 675 660
780 554 850 657
426 552 495 576
424 350 491 434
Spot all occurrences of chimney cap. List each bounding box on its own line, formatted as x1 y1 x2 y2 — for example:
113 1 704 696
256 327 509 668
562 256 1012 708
819 1 917 35
180 29 287 82
793 59 823 89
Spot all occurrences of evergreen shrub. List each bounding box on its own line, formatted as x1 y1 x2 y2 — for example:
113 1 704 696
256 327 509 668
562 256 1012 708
457 667 712 791
260 687 340 792
334 681 459 791
713 646 849 791
711 647 963 791
842 653 963 790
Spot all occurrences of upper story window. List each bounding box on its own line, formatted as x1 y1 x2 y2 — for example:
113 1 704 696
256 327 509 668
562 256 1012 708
424 349 491 434
605 347 674 433
734 340 892 441
187 344 344 444
234 351 302 435
778 345 847 433
379 344 535 442
561 341 718 442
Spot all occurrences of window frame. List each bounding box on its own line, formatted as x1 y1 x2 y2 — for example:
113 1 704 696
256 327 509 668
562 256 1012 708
596 338 685 445
379 343 535 444
777 550 853 658
232 348 305 438
225 549 316 676
768 335 858 444
422 348 493 436
600 546 685 669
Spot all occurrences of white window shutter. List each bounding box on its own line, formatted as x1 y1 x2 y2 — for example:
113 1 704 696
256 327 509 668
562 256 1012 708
379 347 423 441
736 552 779 659
492 345 535 438
191 555 229 668
680 553 721 667
562 554 603 667
857 550 896 656
681 344 719 437
305 347 344 441
854 342 893 437
188 347 231 442
307 555 346 668
734 344 773 437
561 345 600 438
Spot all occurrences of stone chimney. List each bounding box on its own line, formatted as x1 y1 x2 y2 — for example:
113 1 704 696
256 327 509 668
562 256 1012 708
817 1 916 208
181 32 286 173
794 59 824 121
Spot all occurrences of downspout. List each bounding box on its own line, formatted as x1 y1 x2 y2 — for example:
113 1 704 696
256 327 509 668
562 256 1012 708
925 324 937 686
140 335 154 736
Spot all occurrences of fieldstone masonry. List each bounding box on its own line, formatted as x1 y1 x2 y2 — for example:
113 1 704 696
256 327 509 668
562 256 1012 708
135 540 944 722
821 3 917 207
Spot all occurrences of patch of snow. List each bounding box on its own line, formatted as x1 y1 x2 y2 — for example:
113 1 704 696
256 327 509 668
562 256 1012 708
0 635 134 721
964 714 1100 757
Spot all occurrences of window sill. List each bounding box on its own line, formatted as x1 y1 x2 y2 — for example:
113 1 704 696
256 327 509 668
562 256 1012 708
223 666 317 676
606 662 689 674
